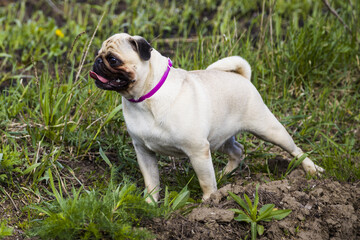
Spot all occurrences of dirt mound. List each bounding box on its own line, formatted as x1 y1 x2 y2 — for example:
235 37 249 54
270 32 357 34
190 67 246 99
146 169 360 239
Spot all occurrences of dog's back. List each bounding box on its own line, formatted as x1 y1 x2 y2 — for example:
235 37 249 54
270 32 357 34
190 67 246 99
206 56 251 81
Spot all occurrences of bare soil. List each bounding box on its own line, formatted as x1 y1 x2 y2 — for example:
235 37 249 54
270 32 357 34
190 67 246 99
145 168 360 240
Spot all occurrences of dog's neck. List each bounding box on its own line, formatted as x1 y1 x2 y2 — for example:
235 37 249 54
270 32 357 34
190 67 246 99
121 50 170 102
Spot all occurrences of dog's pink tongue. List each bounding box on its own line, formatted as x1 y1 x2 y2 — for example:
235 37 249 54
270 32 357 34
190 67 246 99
89 71 110 83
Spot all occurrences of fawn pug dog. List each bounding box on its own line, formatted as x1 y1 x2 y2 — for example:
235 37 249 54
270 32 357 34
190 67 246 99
90 33 323 201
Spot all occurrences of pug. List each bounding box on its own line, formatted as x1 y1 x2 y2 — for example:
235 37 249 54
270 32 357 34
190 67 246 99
90 33 323 202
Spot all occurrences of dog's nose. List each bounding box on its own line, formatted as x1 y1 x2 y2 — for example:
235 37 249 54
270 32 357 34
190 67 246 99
96 58 103 64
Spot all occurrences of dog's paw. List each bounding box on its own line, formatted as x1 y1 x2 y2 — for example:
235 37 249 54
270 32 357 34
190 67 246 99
302 157 325 176
315 164 325 174
303 163 325 177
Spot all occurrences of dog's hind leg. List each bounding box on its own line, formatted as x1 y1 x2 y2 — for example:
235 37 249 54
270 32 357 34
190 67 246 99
246 107 324 175
218 136 245 174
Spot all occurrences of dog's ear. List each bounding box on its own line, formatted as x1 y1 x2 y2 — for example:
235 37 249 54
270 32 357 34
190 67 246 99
129 36 153 61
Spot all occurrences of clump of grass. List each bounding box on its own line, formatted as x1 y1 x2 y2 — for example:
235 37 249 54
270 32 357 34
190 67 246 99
161 184 192 219
0 143 24 185
0 221 14 239
28 169 159 240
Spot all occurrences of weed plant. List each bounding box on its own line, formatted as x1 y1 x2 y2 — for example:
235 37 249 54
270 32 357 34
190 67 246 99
0 0 359 238
229 184 292 240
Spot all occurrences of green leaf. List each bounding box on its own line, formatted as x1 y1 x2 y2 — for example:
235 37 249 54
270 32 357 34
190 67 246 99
269 209 292 220
234 213 253 223
250 186 259 220
261 209 292 221
229 208 248 216
164 186 170 207
259 204 275 215
22 163 41 175
114 184 136 210
47 169 64 207
257 204 275 221
244 194 254 215
162 186 190 219
29 205 52 217
99 145 112 168
70 186 83 210
0 174 7 181
104 104 122 125
253 184 259 210
87 104 123 153
228 191 250 214
257 224 264 236
244 193 252 208
171 188 190 211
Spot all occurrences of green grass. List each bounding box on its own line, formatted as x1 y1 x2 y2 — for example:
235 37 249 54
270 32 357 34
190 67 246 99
28 169 159 239
0 0 359 239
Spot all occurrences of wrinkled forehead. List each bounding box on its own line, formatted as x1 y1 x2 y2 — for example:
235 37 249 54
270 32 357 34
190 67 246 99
98 33 132 56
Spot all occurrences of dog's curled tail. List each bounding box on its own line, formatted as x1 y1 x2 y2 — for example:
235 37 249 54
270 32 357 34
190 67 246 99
206 56 251 80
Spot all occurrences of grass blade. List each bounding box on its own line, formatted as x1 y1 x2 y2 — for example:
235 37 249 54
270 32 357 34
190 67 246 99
99 144 112 168
286 153 308 175
23 163 41 175
47 169 63 207
171 187 190 211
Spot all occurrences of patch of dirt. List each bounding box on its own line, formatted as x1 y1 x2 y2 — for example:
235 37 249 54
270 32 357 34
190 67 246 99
146 168 360 240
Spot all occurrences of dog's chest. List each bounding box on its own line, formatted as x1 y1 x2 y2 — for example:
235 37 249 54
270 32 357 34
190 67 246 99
124 105 185 156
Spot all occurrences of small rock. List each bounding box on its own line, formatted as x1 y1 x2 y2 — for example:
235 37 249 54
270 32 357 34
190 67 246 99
325 218 337 226
287 169 305 179
282 196 303 209
304 203 313 210
188 207 234 223
231 184 244 194
293 190 309 200
310 188 324 197
219 184 232 196
301 207 310 216
297 213 305 221
278 220 296 235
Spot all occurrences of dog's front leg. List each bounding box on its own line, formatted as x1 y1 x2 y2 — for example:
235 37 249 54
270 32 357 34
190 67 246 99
133 142 160 202
186 142 217 200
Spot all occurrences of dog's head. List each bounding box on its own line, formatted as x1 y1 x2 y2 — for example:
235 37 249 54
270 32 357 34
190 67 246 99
90 33 152 92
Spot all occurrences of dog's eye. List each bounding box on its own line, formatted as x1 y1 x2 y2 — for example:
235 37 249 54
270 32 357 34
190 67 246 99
107 56 122 67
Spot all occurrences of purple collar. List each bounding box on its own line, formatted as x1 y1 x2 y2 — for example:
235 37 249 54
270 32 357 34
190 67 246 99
128 58 172 103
